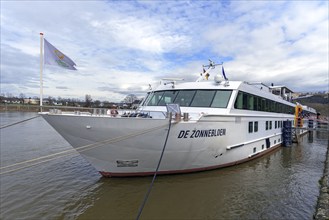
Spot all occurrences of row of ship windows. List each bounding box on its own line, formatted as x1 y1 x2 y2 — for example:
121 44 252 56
144 90 232 108
252 138 281 153
235 91 295 115
248 121 285 133
144 89 314 117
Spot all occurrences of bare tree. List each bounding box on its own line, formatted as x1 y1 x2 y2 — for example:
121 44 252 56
94 100 101 107
19 93 26 103
85 94 92 107
123 94 138 104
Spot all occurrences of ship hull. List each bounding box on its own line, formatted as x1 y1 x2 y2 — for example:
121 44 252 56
41 113 289 177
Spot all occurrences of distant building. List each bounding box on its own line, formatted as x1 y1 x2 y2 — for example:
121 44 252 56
23 98 39 105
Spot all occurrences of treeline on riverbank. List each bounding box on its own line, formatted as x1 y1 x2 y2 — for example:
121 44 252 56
0 104 95 112
296 94 329 117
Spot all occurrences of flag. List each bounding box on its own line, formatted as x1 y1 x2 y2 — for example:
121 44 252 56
222 66 228 80
44 39 77 70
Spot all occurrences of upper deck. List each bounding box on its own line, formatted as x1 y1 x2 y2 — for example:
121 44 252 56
138 79 297 119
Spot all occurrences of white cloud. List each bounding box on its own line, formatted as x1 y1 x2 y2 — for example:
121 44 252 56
1 0 328 101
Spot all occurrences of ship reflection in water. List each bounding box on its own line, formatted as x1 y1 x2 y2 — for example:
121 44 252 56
0 112 327 220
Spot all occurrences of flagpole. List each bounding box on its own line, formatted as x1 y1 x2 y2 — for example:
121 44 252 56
40 33 44 112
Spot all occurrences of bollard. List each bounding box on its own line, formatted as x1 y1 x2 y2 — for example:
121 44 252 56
183 113 189 121
175 113 181 121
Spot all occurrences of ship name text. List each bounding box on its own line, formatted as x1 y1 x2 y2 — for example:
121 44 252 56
178 129 226 139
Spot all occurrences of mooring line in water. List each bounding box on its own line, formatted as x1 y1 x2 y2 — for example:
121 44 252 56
136 115 173 220
0 151 79 175
0 123 170 175
0 115 41 129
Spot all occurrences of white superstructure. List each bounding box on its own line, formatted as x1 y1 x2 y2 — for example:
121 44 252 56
40 62 316 177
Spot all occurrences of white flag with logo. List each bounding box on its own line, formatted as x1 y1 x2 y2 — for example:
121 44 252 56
44 39 77 70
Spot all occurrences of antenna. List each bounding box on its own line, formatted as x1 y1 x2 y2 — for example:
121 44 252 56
202 60 223 69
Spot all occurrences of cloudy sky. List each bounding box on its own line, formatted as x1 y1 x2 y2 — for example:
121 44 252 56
1 1 328 102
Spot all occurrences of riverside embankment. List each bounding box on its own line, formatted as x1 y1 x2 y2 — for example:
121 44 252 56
314 137 329 220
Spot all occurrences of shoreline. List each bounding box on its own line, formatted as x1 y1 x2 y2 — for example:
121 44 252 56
0 104 96 113
314 138 329 220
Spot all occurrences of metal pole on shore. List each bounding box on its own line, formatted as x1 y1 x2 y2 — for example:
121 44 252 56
40 33 44 112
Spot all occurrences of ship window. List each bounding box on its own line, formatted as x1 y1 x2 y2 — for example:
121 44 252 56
211 90 232 108
273 102 276 112
254 121 258 132
173 90 196 107
253 96 259 111
248 95 254 110
147 91 164 106
190 90 216 107
257 96 262 111
158 91 179 106
253 147 256 153
261 98 266 111
265 99 270 112
275 121 277 129
234 91 243 109
262 144 264 149
269 121 272 129
242 93 248 109
266 121 269 130
270 101 275 112
249 122 253 133
278 103 282 113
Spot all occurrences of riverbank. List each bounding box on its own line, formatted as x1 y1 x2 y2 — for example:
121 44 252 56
314 138 329 220
0 104 93 112
0 104 40 112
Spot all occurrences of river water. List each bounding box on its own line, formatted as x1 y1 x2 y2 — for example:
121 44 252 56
0 111 328 220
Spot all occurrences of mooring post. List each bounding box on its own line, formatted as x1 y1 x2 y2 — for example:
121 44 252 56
282 120 292 147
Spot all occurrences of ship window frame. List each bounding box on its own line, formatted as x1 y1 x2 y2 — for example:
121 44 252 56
190 90 217 107
146 91 165 106
211 90 232 108
157 90 179 106
234 91 243 109
254 121 258 132
173 90 196 107
248 121 253 133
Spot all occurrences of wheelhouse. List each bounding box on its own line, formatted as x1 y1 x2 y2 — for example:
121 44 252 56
144 89 233 108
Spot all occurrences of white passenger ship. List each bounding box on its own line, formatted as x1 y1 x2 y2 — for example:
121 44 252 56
41 61 316 177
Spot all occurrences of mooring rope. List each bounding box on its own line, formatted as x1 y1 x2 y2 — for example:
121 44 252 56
0 115 40 129
136 115 173 220
0 151 79 175
0 122 169 175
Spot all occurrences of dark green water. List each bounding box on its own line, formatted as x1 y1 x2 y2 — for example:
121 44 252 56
0 112 328 220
